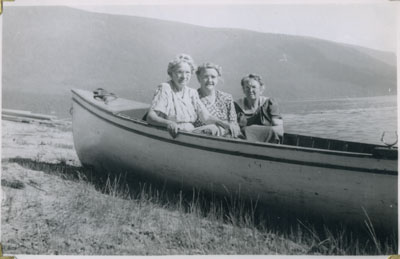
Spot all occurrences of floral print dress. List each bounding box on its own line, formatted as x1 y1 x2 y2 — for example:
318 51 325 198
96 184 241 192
194 90 238 128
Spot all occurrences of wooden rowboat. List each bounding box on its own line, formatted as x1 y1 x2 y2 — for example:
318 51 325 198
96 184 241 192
71 89 398 231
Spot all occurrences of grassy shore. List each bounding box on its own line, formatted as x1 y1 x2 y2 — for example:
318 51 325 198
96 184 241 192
1 119 397 255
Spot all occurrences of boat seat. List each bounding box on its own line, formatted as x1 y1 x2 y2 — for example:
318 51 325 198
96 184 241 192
117 108 149 121
283 133 378 154
372 147 398 159
142 112 148 121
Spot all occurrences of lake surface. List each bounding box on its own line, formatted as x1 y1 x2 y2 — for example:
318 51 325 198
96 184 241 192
281 95 397 145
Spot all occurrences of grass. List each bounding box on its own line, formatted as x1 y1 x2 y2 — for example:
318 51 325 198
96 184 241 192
2 157 398 255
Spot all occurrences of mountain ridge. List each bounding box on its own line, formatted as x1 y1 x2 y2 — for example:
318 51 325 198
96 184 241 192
2 6 397 116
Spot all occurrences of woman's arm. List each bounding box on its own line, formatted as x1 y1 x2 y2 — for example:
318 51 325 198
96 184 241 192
147 109 179 138
269 98 283 126
200 111 241 138
215 120 241 138
146 83 181 138
271 117 283 126
194 93 241 138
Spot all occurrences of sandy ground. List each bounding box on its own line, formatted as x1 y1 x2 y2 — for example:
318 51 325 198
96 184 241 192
1 120 81 254
1 119 310 255
1 119 78 164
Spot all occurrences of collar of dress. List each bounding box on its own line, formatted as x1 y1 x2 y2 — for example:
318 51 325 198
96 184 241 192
236 96 268 114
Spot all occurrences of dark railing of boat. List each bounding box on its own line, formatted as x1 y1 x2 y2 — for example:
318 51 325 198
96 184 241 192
117 108 397 159
283 133 397 159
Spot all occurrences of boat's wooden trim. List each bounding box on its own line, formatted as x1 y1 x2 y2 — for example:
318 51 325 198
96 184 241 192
72 92 397 176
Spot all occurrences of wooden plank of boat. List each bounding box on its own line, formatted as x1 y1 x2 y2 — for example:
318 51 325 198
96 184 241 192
71 88 398 232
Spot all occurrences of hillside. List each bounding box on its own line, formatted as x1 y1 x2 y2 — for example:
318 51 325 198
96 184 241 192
2 6 397 117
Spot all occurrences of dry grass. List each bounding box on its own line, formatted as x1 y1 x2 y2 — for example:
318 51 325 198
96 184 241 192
1 120 398 255
2 158 397 255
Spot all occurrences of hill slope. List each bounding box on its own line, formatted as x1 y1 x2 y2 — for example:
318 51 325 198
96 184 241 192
2 6 396 117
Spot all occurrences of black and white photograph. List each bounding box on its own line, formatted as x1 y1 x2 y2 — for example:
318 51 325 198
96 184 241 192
1 0 398 256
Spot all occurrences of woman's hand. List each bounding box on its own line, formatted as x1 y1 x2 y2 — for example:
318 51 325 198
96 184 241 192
167 122 180 138
228 123 241 138
147 110 180 138
237 113 248 127
219 121 241 138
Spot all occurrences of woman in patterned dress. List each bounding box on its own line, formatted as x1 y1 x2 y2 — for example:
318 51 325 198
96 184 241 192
146 54 235 138
193 63 241 138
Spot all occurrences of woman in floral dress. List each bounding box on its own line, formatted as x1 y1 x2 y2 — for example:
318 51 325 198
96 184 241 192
193 62 241 138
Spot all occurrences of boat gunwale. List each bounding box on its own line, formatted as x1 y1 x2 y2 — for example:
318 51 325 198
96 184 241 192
71 89 397 158
72 92 398 176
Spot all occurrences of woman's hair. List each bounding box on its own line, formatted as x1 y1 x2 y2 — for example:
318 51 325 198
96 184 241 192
167 54 196 77
241 73 264 89
196 62 222 78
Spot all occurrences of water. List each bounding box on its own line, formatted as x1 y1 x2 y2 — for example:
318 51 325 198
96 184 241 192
2 89 397 145
281 95 397 145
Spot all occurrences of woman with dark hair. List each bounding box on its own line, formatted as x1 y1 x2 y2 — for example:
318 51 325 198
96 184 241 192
234 73 283 143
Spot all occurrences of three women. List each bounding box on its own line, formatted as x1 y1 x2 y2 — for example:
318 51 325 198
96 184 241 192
147 54 283 142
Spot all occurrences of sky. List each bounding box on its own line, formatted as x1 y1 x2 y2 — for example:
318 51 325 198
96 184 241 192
71 2 398 53
5 0 398 52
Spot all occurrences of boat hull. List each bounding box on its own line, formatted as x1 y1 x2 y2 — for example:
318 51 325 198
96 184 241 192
72 89 398 232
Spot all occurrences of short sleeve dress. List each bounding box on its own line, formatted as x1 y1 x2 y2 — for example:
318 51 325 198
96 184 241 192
234 96 283 143
234 96 281 126
150 82 209 131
